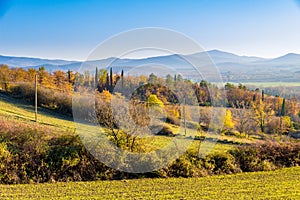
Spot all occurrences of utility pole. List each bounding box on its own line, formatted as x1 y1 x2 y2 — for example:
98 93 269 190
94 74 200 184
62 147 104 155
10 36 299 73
35 74 38 122
183 97 187 137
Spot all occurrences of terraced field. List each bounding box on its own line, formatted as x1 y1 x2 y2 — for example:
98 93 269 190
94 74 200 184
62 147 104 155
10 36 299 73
0 167 299 199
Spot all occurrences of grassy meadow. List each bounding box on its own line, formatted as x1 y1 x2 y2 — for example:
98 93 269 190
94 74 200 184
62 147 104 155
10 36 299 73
1 167 299 199
0 92 75 132
227 82 300 87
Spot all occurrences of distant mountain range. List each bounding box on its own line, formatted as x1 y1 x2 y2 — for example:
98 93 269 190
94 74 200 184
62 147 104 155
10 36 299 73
1 50 300 82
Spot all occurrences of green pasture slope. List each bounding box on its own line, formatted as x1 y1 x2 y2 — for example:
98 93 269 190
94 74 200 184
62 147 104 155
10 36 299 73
0 92 247 153
0 167 299 199
0 92 75 132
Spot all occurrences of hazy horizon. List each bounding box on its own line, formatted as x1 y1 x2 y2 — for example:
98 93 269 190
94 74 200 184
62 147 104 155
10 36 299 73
0 48 300 62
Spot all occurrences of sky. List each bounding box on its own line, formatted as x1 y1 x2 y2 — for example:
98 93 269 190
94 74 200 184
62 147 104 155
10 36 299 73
0 0 300 60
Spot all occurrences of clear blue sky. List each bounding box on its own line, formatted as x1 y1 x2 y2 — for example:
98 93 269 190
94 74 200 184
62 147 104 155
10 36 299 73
0 0 300 60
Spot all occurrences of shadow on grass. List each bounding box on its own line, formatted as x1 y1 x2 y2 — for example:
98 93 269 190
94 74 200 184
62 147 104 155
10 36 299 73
194 135 246 145
0 91 74 123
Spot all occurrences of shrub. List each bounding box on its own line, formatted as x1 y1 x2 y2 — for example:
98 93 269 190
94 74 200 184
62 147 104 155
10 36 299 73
166 151 208 177
156 125 174 136
166 115 180 126
1 115 300 184
11 83 72 116
205 152 241 174
229 142 300 172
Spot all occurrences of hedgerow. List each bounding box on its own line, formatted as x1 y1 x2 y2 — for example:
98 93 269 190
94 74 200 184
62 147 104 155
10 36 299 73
1 116 300 184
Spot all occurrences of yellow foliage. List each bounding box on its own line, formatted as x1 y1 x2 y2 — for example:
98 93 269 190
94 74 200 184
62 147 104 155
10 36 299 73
147 94 164 108
224 109 234 129
100 90 112 103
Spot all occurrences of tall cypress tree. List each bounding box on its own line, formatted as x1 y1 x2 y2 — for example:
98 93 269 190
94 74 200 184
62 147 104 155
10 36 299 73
281 98 286 116
67 70 71 83
95 67 98 88
106 73 110 88
262 90 265 102
110 68 113 87
121 69 124 89
253 94 256 102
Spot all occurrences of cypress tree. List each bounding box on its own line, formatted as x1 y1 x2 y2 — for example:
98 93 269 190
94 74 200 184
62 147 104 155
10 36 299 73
262 90 265 102
106 73 110 88
110 68 113 87
95 67 98 88
281 98 286 116
121 69 124 89
67 70 71 83
253 94 256 102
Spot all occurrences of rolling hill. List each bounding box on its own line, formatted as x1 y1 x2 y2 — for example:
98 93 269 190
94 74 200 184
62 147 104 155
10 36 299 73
1 50 300 82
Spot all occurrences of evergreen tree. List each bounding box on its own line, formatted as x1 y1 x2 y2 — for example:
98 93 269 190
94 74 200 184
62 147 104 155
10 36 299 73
253 94 256 102
166 74 173 88
177 74 183 82
148 73 157 84
121 69 124 89
95 67 99 88
281 98 286 116
110 68 113 87
106 73 110 87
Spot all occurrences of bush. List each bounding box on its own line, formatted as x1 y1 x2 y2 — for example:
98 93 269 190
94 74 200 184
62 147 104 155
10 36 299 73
156 125 174 136
165 115 180 126
165 151 208 177
222 130 241 137
1 115 300 184
11 84 72 116
0 118 51 183
229 142 300 172
0 117 145 183
205 152 241 174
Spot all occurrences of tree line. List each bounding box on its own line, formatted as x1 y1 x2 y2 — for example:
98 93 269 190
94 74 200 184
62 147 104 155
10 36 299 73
1 64 300 137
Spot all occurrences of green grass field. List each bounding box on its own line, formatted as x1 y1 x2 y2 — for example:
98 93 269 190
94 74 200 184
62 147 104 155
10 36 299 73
0 92 75 132
0 167 299 199
229 82 300 87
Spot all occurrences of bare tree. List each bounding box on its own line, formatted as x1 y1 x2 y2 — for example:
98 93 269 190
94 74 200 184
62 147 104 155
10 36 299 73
232 101 256 137
95 92 152 152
